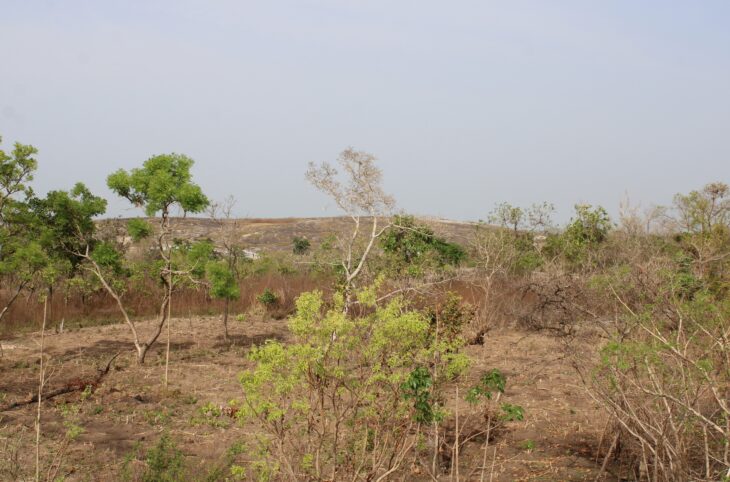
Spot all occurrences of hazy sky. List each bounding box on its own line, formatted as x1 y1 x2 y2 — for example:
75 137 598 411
1 1 729 223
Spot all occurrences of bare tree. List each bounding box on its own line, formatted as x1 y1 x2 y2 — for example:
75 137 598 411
306 148 395 311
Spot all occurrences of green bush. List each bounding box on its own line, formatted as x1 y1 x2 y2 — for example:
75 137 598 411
380 215 466 276
256 288 278 307
236 288 470 480
121 433 186 482
292 236 311 255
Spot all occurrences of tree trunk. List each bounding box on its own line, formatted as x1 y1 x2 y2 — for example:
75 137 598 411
223 298 229 341
136 343 150 365
164 283 172 389
35 296 48 482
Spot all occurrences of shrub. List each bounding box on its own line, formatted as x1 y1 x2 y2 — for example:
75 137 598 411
582 208 730 481
121 433 186 482
143 434 185 482
547 204 612 266
256 288 279 307
292 236 311 255
236 289 470 480
380 215 466 276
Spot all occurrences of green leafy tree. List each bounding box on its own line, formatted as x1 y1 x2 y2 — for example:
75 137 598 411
206 261 239 341
28 183 108 350
105 153 208 364
0 136 44 328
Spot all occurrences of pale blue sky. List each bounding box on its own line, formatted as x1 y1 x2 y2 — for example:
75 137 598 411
1 1 728 222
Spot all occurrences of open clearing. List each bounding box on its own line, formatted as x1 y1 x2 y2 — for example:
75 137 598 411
1 315 616 481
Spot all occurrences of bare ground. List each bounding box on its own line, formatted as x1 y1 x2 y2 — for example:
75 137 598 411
0 315 617 481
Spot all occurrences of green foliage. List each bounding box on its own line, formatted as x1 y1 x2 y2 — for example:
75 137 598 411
380 215 466 276
200 401 222 418
107 153 208 216
292 236 311 255
142 433 185 482
0 135 38 202
201 441 248 482
0 241 49 280
673 182 729 235
256 288 278 306
127 218 152 242
58 400 86 441
237 289 469 479
466 369 506 404
545 204 611 265
91 242 124 274
587 211 730 479
207 261 239 301
183 240 215 278
564 204 611 245
401 367 441 423
239 253 298 278
499 403 525 421
32 183 108 268
0 136 43 291
520 439 536 451
427 292 474 342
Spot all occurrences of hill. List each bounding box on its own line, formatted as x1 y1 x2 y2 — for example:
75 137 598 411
97 216 480 253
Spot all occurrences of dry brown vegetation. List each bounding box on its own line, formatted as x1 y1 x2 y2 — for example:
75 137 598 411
0 310 613 481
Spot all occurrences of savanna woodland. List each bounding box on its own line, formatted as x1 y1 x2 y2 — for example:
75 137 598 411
0 139 728 481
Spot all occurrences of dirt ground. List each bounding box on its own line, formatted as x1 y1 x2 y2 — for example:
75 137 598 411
0 315 618 481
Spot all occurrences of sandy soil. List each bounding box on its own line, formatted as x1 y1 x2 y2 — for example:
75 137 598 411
0 315 616 481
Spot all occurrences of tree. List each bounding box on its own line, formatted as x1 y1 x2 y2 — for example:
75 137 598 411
670 182 730 288
547 204 612 266
490 202 524 233
487 201 555 233
673 182 730 235
0 136 45 328
102 153 209 364
206 261 239 340
207 195 243 341
306 147 395 311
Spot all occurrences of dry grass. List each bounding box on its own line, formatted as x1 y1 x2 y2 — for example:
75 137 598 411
0 313 612 481
0 273 327 337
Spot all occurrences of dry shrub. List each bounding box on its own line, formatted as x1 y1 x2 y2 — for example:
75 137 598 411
0 273 328 336
581 256 730 481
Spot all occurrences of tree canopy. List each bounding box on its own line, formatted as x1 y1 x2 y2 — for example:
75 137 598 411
107 153 208 216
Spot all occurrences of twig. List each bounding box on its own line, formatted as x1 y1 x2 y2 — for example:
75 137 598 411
1 352 121 412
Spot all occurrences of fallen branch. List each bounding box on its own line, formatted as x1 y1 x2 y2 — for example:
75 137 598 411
1 352 121 412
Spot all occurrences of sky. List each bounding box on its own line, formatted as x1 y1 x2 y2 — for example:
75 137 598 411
1 0 729 223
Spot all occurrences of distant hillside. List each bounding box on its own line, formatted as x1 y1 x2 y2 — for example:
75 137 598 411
97 216 479 253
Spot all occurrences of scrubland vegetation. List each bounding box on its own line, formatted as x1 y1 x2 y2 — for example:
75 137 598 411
0 137 728 481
